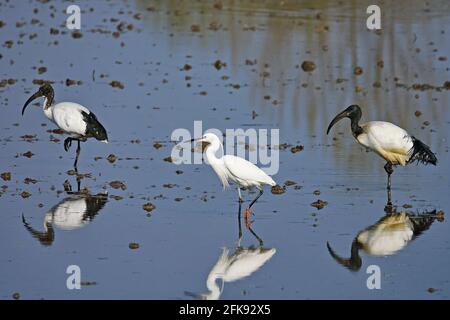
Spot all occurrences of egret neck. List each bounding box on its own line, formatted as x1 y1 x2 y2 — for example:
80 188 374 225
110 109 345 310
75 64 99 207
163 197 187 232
204 138 229 188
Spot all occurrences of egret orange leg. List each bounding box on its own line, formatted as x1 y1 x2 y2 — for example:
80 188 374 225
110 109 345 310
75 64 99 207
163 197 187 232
244 207 254 229
244 189 263 229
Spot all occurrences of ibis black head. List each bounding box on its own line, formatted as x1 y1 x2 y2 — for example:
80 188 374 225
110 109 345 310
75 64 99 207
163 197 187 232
326 104 363 136
22 83 54 115
326 240 362 272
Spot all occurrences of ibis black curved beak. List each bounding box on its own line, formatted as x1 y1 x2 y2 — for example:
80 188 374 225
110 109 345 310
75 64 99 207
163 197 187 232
22 90 42 116
326 109 349 135
326 241 362 272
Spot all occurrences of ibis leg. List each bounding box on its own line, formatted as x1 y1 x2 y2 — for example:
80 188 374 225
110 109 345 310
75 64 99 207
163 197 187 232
64 137 73 152
244 189 263 229
73 140 81 171
384 162 394 207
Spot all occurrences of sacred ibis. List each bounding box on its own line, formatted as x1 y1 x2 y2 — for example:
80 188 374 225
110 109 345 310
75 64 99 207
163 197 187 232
326 209 440 271
22 83 108 171
187 133 277 228
22 182 108 246
327 105 437 206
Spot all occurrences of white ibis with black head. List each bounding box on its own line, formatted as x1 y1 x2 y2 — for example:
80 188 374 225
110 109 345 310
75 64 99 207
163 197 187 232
22 188 108 247
22 83 108 171
326 209 441 271
187 133 277 228
327 105 437 206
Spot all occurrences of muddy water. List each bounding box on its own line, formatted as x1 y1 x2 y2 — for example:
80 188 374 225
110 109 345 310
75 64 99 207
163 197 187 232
0 0 449 299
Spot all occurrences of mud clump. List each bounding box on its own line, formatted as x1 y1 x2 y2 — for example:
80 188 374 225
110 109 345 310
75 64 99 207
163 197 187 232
23 151 34 158
110 80 124 89
271 185 285 195
21 191 31 198
190 25 200 32
214 60 226 70
129 243 140 250
143 202 156 212
109 181 126 190
443 81 450 90
354 66 363 75
436 210 445 222
71 31 83 39
301 61 316 72
1 172 11 181
164 156 173 163
290 145 304 153
106 154 117 163
311 199 328 210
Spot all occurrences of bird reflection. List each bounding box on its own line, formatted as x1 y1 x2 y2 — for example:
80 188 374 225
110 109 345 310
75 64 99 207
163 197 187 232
186 203 276 300
326 207 443 271
22 178 108 246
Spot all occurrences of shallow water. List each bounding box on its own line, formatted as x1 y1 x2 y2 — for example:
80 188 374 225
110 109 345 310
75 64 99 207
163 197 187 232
0 0 449 299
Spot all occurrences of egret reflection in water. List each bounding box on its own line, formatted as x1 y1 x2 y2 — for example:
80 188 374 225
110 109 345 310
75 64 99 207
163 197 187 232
22 179 108 246
186 203 276 300
326 207 444 271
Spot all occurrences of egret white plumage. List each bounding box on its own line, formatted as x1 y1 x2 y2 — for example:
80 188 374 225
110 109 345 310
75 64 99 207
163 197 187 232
327 105 437 206
189 133 277 228
185 200 275 300
191 246 276 300
22 83 108 171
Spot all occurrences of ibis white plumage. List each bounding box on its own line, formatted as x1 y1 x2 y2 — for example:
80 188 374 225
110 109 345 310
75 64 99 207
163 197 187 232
22 83 108 171
327 105 437 206
22 191 108 246
326 209 440 271
189 133 276 228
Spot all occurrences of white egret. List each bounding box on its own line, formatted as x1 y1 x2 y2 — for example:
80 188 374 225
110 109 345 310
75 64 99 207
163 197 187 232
186 202 276 300
22 83 108 171
193 246 276 300
327 105 437 206
189 133 277 228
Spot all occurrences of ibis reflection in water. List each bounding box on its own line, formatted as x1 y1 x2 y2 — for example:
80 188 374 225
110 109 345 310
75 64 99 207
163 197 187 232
22 83 109 171
327 105 437 207
326 207 443 271
186 133 277 229
22 179 108 246
185 202 276 300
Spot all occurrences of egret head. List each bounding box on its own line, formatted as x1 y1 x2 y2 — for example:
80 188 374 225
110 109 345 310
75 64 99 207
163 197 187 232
22 83 54 115
190 133 220 152
326 104 362 135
